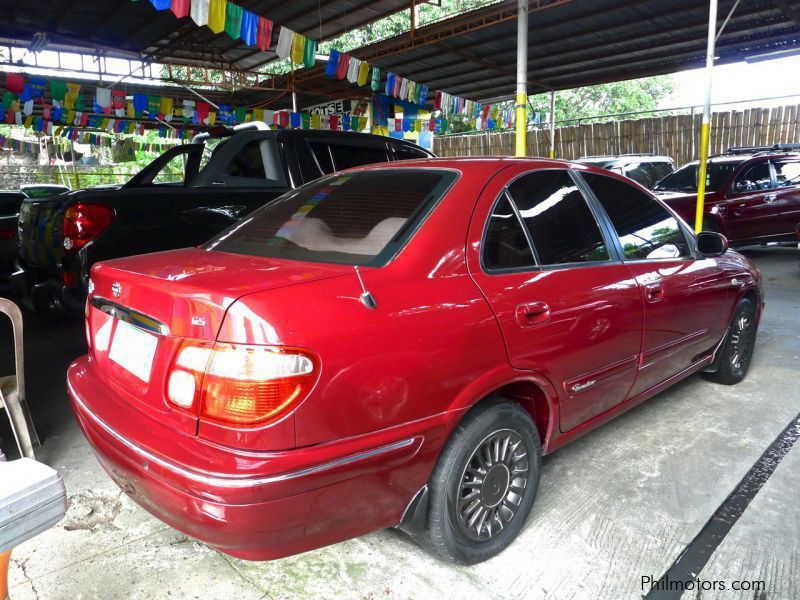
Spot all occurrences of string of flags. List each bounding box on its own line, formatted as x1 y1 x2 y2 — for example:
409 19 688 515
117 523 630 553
0 132 184 155
137 0 504 119
2 67 517 149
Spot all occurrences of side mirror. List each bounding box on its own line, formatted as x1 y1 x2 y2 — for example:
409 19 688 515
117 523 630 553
697 231 728 257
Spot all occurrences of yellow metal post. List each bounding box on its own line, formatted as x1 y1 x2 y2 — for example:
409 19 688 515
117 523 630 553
516 92 527 157
515 0 528 157
549 90 556 158
695 0 718 233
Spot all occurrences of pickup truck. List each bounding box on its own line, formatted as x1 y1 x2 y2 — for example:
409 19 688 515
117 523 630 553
12 124 433 315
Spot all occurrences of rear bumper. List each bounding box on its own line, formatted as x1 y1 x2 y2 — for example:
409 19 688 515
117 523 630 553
68 356 446 560
10 264 86 314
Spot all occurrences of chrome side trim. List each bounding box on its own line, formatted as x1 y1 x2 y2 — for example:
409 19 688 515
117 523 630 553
90 296 170 336
69 381 416 489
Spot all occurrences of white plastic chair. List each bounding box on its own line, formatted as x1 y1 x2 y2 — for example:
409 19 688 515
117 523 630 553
0 298 39 459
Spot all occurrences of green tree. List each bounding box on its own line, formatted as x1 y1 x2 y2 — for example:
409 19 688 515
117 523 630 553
528 75 675 124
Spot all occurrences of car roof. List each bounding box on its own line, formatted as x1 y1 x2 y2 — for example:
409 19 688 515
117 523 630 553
342 156 642 181
579 155 673 162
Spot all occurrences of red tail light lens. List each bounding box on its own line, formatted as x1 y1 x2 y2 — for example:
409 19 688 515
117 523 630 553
0 229 16 241
63 203 115 252
166 341 319 425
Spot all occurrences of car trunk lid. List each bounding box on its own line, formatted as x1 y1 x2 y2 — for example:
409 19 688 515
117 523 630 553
86 247 351 435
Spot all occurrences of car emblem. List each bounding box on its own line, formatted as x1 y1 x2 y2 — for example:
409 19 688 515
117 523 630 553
111 282 122 298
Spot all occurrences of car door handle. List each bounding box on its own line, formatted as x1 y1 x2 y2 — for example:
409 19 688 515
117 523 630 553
645 283 665 303
764 193 777 203
515 302 551 327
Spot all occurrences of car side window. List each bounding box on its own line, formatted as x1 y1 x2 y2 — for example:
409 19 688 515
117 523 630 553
394 145 430 161
224 140 267 179
483 193 536 271
151 153 190 185
734 162 773 192
772 159 800 188
623 162 653 187
653 162 674 182
508 170 610 265
582 172 691 260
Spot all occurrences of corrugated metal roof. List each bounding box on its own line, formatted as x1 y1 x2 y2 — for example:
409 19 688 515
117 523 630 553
283 0 800 103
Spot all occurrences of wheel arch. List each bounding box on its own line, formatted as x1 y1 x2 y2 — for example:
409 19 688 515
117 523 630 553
445 368 561 454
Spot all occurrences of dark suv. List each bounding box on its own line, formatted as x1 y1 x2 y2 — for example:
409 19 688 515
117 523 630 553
653 144 800 246
13 124 434 315
578 154 675 188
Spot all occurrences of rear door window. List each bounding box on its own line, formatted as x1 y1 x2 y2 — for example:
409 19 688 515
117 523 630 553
207 169 457 266
507 170 610 265
329 144 390 170
582 172 691 260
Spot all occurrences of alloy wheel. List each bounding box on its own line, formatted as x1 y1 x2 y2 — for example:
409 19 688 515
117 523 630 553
729 312 755 373
456 429 530 542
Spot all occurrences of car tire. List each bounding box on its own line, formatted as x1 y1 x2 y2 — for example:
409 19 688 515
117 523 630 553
422 399 542 564
702 298 757 385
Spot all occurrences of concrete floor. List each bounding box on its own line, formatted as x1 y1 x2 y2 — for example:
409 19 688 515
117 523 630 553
2 246 798 600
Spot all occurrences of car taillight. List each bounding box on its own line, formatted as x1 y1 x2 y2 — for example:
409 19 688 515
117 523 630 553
166 341 318 425
63 203 115 252
0 229 15 241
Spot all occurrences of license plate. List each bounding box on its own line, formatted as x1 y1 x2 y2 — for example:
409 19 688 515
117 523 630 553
109 320 158 383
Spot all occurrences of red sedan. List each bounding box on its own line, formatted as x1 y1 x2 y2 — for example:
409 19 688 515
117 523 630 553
68 158 762 564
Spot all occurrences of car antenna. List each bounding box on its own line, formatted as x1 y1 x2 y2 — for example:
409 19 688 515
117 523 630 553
354 266 377 310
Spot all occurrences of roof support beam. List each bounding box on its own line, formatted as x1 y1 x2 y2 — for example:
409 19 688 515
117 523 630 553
381 0 774 74
413 14 791 93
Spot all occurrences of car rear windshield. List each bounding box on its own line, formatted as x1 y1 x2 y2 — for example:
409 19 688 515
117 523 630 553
653 161 743 193
206 169 457 266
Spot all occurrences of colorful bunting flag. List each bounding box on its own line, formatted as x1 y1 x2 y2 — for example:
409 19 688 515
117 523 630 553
241 9 258 46
256 16 273 51
275 27 293 59
190 0 209 25
290 32 305 65
303 38 317 69
224 2 243 39
326 50 340 78
208 0 227 34
170 0 189 18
